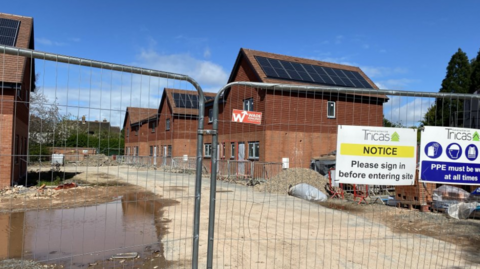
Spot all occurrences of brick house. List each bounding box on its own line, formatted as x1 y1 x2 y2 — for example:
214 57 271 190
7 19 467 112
123 89 215 162
123 107 158 157
203 48 387 170
0 13 35 188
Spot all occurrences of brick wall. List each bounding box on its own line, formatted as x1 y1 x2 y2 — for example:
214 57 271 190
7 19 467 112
202 57 384 169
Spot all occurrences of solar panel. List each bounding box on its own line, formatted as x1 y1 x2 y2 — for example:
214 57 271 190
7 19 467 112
255 56 373 89
172 93 212 109
0 18 20 46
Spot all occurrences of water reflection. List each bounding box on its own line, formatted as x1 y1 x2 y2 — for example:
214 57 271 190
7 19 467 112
0 192 171 268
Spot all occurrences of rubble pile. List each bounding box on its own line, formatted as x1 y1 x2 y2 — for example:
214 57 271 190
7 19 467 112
70 154 119 167
0 184 90 200
253 168 329 195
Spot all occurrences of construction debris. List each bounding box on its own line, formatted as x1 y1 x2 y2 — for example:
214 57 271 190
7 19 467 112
69 154 119 167
0 183 89 200
254 168 329 195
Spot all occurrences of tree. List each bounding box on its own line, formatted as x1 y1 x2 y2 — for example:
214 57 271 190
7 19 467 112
470 49 480 93
423 48 472 127
29 91 61 145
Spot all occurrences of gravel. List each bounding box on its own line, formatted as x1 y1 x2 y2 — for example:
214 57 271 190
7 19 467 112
0 259 45 269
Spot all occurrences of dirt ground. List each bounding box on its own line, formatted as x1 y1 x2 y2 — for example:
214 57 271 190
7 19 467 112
3 166 480 268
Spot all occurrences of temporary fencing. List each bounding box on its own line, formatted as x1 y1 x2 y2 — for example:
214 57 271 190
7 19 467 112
0 45 207 269
2 42 480 269
206 81 480 269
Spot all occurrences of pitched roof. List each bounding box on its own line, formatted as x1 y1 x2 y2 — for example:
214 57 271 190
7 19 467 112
123 107 158 127
160 88 216 116
0 13 34 85
226 48 388 102
230 48 378 89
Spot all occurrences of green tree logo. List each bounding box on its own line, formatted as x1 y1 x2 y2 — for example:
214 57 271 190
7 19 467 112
473 131 479 142
391 132 400 142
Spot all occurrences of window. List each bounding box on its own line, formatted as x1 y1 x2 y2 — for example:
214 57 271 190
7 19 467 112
248 141 259 160
167 145 172 157
231 143 235 159
17 88 21 99
327 101 335 119
208 109 213 123
135 127 138 136
151 122 156 133
150 146 153 156
166 119 170 130
134 146 138 156
222 143 226 158
243 98 254 111
204 143 212 157
127 147 130 155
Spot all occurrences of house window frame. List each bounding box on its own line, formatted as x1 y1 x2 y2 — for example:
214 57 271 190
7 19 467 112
208 109 213 123
166 118 170 130
243 98 254 111
167 145 172 157
327 101 336 119
151 121 156 133
204 143 212 158
248 141 259 160
230 142 235 159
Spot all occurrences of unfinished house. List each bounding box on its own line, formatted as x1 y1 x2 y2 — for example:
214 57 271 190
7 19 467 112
0 13 35 188
122 89 215 166
123 107 158 158
203 48 387 173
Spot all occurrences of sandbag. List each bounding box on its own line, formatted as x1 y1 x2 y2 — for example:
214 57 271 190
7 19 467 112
288 183 328 202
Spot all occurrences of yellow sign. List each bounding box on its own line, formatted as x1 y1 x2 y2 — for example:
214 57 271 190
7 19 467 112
340 143 415 158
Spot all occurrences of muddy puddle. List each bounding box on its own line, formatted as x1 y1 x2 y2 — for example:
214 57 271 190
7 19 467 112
0 192 174 268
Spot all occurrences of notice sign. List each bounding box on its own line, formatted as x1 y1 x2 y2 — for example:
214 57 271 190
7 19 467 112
420 126 480 185
335 125 417 186
232 109 262 125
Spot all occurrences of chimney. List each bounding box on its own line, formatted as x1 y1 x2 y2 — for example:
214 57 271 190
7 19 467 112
103 118 108 123
82 115 86 125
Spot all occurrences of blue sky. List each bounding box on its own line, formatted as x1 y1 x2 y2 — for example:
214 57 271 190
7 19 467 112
3 1 480 126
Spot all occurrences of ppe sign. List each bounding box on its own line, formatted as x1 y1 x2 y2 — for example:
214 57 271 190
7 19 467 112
420 126 480 185
336 125 417 185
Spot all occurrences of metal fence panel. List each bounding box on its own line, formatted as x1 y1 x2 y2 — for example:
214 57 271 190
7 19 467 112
0 45 207 269
206 82 480 268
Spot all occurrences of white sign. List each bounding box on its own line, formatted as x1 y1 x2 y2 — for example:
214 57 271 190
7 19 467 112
335 125 417 185
419 126 480 185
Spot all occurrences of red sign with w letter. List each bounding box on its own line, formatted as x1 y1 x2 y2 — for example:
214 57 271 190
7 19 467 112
232 109 262 125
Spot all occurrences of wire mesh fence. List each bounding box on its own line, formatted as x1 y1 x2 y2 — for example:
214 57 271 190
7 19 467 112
2 43 480 269
205 82 480 268
0 45 207 269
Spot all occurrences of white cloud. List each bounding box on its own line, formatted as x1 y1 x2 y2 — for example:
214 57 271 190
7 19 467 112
203 47 211 58
384 96 433 126
376 78 419 90
36 37 66 46
34 48 229 128
133 49 228 91
361 66 408 79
